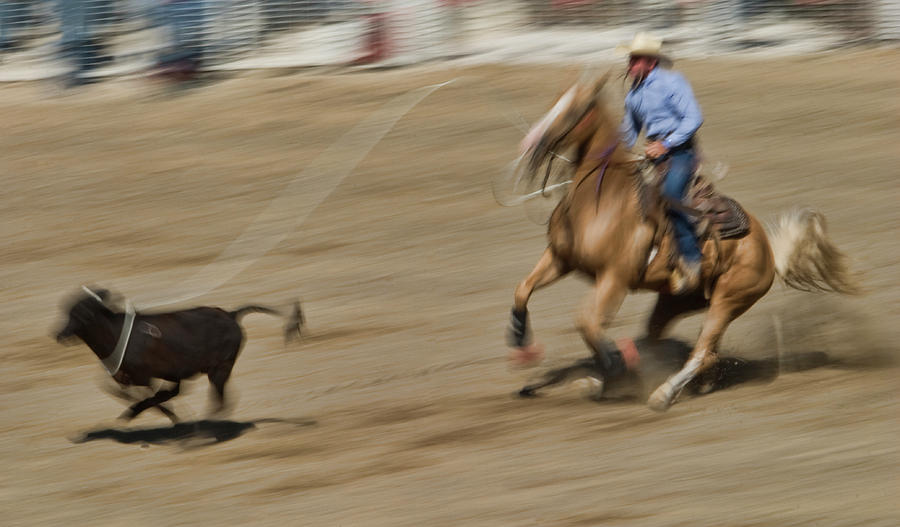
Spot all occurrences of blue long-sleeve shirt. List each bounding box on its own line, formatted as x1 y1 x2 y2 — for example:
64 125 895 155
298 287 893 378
620 67 703 149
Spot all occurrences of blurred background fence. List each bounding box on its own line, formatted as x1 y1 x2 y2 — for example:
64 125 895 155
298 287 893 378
1 0 898 81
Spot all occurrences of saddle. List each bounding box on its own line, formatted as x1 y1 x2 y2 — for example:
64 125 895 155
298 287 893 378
684 175 750 240
636 162 751 243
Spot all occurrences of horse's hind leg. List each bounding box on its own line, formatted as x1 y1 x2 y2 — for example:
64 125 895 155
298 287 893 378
645 292 708 341
647 292 760 411
508 248 570 359
120 381 182 421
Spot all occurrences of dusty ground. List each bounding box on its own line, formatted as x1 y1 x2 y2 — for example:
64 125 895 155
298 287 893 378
2 51 899 526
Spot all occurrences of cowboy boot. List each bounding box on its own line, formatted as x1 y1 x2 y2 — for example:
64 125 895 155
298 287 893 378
670 259 701 295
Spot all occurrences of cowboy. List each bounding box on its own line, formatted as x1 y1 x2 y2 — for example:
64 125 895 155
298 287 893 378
618 32 704 294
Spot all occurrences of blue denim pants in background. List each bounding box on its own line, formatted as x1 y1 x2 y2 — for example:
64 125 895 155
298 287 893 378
56 0 112 79
0 1 31 49
162 0 207 60
57 0 90 50
659 143 703 264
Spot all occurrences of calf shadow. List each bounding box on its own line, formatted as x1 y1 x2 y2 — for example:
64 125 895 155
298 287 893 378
520 337 833 403
71 417 317 448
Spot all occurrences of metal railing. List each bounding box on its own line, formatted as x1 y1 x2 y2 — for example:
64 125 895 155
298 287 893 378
1 1 897 82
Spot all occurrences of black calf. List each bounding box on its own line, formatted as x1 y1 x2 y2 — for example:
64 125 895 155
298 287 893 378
55 288 303 422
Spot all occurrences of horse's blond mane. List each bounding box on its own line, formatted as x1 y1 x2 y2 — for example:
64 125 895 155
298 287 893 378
519 74 619 190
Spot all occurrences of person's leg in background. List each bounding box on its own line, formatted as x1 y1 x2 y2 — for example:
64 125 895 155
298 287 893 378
0 1 30 51
56 0 111 86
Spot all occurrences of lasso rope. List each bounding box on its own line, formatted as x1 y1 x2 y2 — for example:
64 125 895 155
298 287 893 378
85 80 455 376
117 79 456 310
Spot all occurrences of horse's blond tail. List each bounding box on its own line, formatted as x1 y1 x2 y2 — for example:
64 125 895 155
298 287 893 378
767 208 860 295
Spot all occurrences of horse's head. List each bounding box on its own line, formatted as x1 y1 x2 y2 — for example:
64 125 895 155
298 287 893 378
55 286 114 343
520 72 617 176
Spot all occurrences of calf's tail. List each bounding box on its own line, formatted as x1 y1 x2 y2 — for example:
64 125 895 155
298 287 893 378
231 301 305 342
231 305 281 319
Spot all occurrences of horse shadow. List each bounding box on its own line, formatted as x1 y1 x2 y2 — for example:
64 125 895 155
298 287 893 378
520 337 833 403
71 417 318 448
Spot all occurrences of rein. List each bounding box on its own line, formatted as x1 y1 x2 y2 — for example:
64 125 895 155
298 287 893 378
570 141 624 208
592 141 619 196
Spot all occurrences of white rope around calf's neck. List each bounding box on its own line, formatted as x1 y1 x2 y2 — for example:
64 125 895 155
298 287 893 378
81 285 103 303
102 300 135 377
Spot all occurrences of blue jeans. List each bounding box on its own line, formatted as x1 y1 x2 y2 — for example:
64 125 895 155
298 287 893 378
660 144 702 263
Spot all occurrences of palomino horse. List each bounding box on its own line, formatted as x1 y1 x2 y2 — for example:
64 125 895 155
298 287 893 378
507 73 857 411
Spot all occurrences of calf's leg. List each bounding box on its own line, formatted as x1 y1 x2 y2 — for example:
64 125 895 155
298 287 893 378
101 379 179 423
120 381 182 421
208 362 235 415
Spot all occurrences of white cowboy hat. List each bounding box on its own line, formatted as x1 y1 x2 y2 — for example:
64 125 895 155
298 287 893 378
615 32 672 64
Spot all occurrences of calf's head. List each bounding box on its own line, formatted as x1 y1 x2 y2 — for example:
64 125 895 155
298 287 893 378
55 287 113 343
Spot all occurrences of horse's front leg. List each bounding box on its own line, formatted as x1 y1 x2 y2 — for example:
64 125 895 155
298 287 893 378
508 247 569 366
578 274 640 380
518 358 598 397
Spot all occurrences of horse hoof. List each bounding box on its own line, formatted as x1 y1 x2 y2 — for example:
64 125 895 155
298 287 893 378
694 382 715 395
647 395 671 412
571 376 604 399
68 432 90 444
518 387 538 398
647 385 674 412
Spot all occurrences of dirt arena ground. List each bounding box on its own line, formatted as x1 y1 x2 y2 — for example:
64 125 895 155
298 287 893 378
2 50 899 526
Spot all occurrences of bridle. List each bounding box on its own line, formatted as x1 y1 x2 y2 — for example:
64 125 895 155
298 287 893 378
532 95 599 196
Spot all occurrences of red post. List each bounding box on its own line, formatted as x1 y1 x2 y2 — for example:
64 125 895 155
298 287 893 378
353 11 391 64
